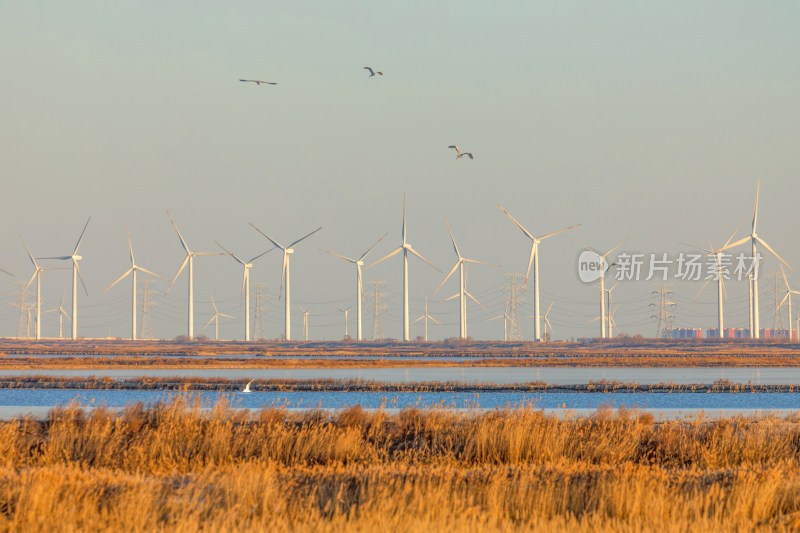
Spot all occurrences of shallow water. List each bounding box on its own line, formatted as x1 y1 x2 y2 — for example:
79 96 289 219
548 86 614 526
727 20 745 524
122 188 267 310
4 389 800 411
3 367 800 385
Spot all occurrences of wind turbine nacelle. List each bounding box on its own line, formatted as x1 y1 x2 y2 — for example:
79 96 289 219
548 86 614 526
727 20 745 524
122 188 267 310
356 260 364 266
73 255 82 261
286 249 294 254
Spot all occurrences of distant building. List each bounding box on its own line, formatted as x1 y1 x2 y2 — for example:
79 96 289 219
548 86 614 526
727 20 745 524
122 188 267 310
664 328 702 339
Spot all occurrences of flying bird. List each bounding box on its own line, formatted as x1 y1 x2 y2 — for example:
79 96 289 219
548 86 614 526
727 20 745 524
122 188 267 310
239 79 277 86
448 145 474 160
363 67 383 77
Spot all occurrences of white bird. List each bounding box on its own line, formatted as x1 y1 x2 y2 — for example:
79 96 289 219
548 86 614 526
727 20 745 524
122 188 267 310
448 146 474 160
363 67 383 77
239 79 277 86
243 379 254 393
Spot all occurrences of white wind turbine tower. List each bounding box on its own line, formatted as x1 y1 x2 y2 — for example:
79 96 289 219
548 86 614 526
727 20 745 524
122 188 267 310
38 217 90 340
21 236 63 340
369 195 440 341
249 223 322 341
104 229 166 340
164 212 223 340
577 239 627 339
335 306 352 339
434 219 497 339
690 227 741 338
299 306 311 341
412 296 440 341
498 204 580 342
778 266 800 341
216 242 273 342
320 233 387 341
204 295 234 341
56 293 70 339
718 180 791 338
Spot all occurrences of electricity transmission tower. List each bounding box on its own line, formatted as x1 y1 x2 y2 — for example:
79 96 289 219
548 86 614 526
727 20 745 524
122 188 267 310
650 284 676 338
251 283 270 341
501 273 525 341
139 279 159 340
366 280 389 340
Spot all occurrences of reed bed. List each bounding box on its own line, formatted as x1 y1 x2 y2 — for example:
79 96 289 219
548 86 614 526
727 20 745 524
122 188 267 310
1 396 800 531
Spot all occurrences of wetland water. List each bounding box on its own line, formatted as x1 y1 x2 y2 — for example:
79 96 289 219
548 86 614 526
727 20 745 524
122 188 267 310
3 367 800 384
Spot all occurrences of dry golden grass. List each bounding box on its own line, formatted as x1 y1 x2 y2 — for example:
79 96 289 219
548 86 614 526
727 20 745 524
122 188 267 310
1 396 800 531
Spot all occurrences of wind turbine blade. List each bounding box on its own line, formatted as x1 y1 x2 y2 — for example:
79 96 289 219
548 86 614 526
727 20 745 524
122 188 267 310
216 241 246 266
204 316 215 328
545 301 554 317
136 266 167 281
752 179 760 235
463 258 500 267
19 236 38 268
0 267 12 277
537 223 581 241
24 271 37 292
249 223 285 250
72 217 91 256
497 204 534 240
545 317 554 336
402 194 407 244
755 236 792 271
486 315 503 321
165 256 190 296
602 238 630 259
434 262 460 295
412 315 425 324
429 316 441 325
694 277 713 299
440 293 459 303
717 236 751 253
220 313 235 319
37 256 72 261
367 247 402 269
522 242 536 293
249 248 274 263
166 212 191 254
465 291 486 309
289 227 323 248
127 228 135 266
194 252 224 256
573 240 602 258
210 295 218 313
779 292 790 308
781 264 790 291
359 233 389 261
104 268 133 293
319 248 356 263
74 261 88 296
406 245 441 272
240 270 247 306
278 252 287 300
607 282 620 293
444 218 462 259
723 221 745 250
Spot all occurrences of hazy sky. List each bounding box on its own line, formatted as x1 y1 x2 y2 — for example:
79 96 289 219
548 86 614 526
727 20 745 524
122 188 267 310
1 1 799 341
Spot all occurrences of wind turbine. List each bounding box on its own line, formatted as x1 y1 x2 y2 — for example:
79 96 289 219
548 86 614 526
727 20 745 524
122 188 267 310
412 295 440 341
299 306 311 341
369 195 440 341
543 301 555 341
21 236 62 340
498 204 580 341
104 229 166 340
434 219 498 339
487 310 520 342
718 180 791 338
204 295 234 341
577 239 627 339
335 306 352 339
249 223 322 341
319 233 387 341
216 242 273 342
164 212 224 340
779 266 800 341
37 217 90 340
56 292 70 339
608 306 618 338
690 227 741 338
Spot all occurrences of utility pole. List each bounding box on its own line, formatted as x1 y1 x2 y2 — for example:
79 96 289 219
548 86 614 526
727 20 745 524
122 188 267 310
501 273 525 341
650 284 675 338
251 283 269 341
140 279 158 340
366 280 389 340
